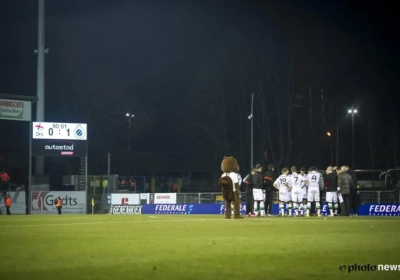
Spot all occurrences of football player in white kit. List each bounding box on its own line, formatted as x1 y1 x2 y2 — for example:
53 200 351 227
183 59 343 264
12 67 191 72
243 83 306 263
273 168 291 216
299 167 307 216
305 166 324 217
288 166 306 217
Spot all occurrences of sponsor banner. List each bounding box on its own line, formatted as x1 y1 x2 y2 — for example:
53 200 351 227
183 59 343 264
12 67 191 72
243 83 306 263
109 205 142 215
363 204 400 216
110 193 140 205
154 193 176 204
32 139 86 156
274 203 400 216
142 204 248 215
0 99 31 121
0 191 26 214
140 193 148 200
31 191 86 214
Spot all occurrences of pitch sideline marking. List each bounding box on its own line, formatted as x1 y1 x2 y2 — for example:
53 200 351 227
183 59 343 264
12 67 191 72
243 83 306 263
0 216 389 228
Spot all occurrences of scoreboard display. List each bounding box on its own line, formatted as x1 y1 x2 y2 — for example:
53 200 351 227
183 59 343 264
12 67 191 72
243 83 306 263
31 122 87 157
32 122 87 140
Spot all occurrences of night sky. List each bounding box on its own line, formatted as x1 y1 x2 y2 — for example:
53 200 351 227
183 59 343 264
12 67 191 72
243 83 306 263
0 0 399 181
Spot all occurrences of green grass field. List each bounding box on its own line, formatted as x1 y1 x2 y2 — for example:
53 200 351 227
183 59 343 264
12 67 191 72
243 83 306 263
0 215 399 280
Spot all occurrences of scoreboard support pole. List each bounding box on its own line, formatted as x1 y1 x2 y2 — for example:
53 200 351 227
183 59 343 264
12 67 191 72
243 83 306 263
28 122 32 214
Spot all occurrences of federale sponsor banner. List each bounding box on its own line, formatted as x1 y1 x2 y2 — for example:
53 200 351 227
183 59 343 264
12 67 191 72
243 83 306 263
142 204 248 215
110 193 140 205
153 193 176 204
109 205 142 214
141 203 400 216
0 191 26 214
31 191 86 214
274 203 400 216
363 204 400 216
0 99 31 121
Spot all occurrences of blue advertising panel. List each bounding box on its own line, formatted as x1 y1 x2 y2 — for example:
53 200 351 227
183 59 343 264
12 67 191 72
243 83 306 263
142 204 248 215
358 204 400 216
141 203 400 216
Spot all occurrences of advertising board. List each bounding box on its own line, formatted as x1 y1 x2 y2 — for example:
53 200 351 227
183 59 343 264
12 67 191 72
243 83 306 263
141 203 400 216
31 191 86 214
109 205 142 214
152 193 176 204
360 204 400 216
110 193 140 205
0 99 31 121
142 204 248 215
32 139 87 156
0 191 26 215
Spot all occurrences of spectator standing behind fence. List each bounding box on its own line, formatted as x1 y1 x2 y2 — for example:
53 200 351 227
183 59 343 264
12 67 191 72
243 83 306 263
5 194 12 215
0 171 10 190
55 196 62 215
338 166 353 216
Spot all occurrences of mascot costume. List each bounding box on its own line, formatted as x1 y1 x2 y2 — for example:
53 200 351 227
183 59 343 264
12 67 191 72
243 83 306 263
218 156 243 219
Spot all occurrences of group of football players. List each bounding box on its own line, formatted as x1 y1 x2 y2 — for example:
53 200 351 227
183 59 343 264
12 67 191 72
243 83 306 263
244 165 343 217
272 166 325 217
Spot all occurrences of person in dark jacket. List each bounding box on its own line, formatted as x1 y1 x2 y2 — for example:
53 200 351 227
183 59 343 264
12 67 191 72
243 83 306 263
338 166 353 216
243 167 255 216
344 165 359 216
336 168 342 215
252 164 264 216
263 164 276 216
325 166 338 216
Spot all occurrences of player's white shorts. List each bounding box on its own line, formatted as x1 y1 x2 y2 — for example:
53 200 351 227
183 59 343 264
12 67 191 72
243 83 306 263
253 189 264 201
279 191 291 202
325 192 338 203
262 190 266 200
291 189 303 203
302 187 308 200
307 187 320 202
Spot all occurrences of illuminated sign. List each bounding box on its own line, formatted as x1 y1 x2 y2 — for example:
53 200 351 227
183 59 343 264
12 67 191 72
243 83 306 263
32 122 87 140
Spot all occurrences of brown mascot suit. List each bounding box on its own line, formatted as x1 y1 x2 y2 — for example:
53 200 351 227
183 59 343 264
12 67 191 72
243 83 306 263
218 156 243 219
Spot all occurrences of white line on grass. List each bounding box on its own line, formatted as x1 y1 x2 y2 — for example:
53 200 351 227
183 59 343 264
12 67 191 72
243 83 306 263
0 216 392 228
0 218 236 228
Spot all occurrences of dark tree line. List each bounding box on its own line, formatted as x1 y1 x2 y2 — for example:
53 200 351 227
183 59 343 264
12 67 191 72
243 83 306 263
177 30 400 173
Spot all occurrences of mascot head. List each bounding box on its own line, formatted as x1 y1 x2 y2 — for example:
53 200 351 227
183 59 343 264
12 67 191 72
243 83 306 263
221 156 240 173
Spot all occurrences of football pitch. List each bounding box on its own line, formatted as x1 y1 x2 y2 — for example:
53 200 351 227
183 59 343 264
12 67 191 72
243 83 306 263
0 215 399 280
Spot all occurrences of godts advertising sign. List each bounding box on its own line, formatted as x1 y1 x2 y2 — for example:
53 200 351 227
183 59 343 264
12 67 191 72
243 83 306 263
31 191 86 214
0 99 31 121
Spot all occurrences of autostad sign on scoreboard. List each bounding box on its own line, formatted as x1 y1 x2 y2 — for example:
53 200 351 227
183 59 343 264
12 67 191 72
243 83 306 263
32 139 86 156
